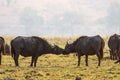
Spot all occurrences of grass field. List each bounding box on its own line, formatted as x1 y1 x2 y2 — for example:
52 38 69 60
0 36 120 80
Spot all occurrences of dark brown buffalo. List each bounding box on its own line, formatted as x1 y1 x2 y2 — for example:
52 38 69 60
0 37 5 65
108 34 120 60
4 44 11 55
11 36 64 67
116 38 120 63
64 35 105 66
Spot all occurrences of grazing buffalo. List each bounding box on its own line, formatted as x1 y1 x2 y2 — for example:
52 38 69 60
4 44 11 55
0 37 5 65
64 35 105 66
108 34 120 60
11 36 64 67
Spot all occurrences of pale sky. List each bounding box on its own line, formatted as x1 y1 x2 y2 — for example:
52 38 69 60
0 0 120 36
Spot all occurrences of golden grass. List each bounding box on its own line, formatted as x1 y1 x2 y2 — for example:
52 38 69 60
0 36 119 80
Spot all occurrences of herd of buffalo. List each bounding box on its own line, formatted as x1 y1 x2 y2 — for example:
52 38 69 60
0 34 120 67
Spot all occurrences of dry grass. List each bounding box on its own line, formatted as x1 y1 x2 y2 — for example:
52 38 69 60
0 36 119 80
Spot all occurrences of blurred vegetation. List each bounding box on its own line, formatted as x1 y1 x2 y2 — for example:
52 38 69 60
0 36 119 80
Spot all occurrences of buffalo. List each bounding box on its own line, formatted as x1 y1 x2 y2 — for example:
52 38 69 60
4 44 11 55
108 34 120 60
11 36 64 67
64 35 105 66
0 37 5 65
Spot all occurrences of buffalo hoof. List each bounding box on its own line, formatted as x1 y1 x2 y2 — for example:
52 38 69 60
96 66 100 68
75 76 81 80
15 66 20 68
86 65 88 66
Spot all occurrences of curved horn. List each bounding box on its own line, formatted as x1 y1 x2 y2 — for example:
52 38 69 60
67 40 70 44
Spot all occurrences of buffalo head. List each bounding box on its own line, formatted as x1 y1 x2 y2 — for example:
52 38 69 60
63 41 74 55
52 45 65 54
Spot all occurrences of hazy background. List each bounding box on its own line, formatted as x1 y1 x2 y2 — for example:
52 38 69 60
0 0 120 36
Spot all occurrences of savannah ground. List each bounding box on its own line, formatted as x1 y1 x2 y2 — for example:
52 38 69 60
0 36 120 80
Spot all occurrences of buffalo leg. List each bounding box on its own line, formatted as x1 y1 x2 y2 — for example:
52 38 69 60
110 53 113 60
112 54 114 60
77 53 81 66
96 52 101 66
30 56 35 67
113 52 115 60
14 54 19 66
111 50 114 60
109 50 112 59
113 54 116 60
0 51 1 65
115 53 118 60
34 56 38 67
85 55 88 66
